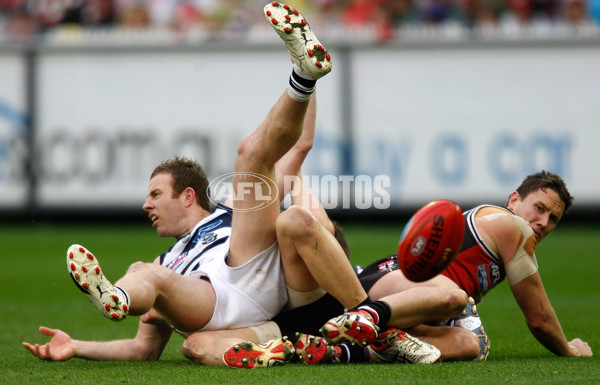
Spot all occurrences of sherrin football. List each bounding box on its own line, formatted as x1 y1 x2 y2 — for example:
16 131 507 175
398 199 465 282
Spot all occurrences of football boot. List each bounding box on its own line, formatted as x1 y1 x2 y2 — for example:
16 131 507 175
264 2 331 79
223 337 295 368
67 244 129 321
371 328 441 364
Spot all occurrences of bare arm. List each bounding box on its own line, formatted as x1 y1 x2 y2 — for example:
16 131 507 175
482 212 592 357
23 320 173 361
510 274 592 356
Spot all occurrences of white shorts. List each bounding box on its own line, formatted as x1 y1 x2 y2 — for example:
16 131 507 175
192 242 288 331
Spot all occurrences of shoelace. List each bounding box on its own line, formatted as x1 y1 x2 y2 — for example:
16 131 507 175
400 337 426 355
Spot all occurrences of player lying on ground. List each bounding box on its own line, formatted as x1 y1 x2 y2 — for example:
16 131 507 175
183 172 592 367
147 48 442 369
317 170 592 361
182 221 466 367
22 2 401 364
182 202 475 366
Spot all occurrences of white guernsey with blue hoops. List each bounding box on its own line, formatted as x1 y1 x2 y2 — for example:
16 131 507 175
159 203 288 331
68 204 288 331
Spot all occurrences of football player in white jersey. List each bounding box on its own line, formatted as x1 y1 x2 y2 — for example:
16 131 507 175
23 2 393 364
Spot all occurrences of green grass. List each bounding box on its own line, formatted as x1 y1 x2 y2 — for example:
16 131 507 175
2 220 599 384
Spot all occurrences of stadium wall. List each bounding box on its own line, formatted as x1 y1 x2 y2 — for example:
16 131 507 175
1 39 599 220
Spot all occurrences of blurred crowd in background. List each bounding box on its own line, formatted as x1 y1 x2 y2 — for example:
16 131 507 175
1 0 599 44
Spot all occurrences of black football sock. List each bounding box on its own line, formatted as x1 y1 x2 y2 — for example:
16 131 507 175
338 342 370 363
353 299 392 329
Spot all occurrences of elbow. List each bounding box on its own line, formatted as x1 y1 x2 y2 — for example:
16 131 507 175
141 352 161 361
525 313 552 335
130 342 162 361
293 138 313 156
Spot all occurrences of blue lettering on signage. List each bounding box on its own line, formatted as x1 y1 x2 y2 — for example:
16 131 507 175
0 101 27 130
489 134 520 185
0 101 27 181
36 128 212 184
527 134 571 177
490 133 571 185
309 132 346 175
355 137 412 182
310 131 571 194
431 134 467 185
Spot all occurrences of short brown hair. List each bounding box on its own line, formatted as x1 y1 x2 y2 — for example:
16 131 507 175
511 170 574 214
151 157 211 211
332 221 350 259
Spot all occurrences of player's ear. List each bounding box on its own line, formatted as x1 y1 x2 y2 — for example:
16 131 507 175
507 191 521 210
183 187 196 208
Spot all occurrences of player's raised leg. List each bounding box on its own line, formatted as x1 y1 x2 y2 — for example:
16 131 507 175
227 2 331 267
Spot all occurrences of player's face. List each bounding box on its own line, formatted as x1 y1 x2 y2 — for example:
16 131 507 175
507 188 565 243
143 173 188 238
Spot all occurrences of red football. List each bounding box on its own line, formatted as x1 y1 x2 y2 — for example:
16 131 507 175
398 199 465 282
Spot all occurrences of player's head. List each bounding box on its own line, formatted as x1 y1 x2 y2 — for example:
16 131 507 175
332 221 350 260
151 157 211 211
511 171 573 214
507 170 573 242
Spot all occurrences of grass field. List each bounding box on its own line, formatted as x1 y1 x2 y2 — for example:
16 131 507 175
2 220 599 384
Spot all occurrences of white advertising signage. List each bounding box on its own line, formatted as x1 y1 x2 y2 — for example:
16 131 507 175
34 45 600 211
350 46 600 208
0 53 28 209
35 49 342 208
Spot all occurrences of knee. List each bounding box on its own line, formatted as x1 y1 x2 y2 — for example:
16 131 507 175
434 326 483 362
438 289 469 318
276 205 316 240
452 290 469 315
182 334 211 364
236 135 253 160
126 261 159 274
236 134 266 167
124 261 170 282
125 261 149 275
457 329 483 361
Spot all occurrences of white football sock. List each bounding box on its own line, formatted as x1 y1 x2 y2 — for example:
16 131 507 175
287 64 317 102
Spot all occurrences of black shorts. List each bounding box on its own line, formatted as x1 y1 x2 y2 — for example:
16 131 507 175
272 293 344 341
357 254 399 292
273 255 399 340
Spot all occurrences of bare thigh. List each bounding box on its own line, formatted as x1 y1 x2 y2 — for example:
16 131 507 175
368 270 458 299
119 263 217 333
155 274 216 333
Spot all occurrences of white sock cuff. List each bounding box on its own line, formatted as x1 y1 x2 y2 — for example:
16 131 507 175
287 66 317 102
115 286 130 307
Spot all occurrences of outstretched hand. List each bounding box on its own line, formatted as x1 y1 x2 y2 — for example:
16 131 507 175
22 326 76 361
569 338 593 357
